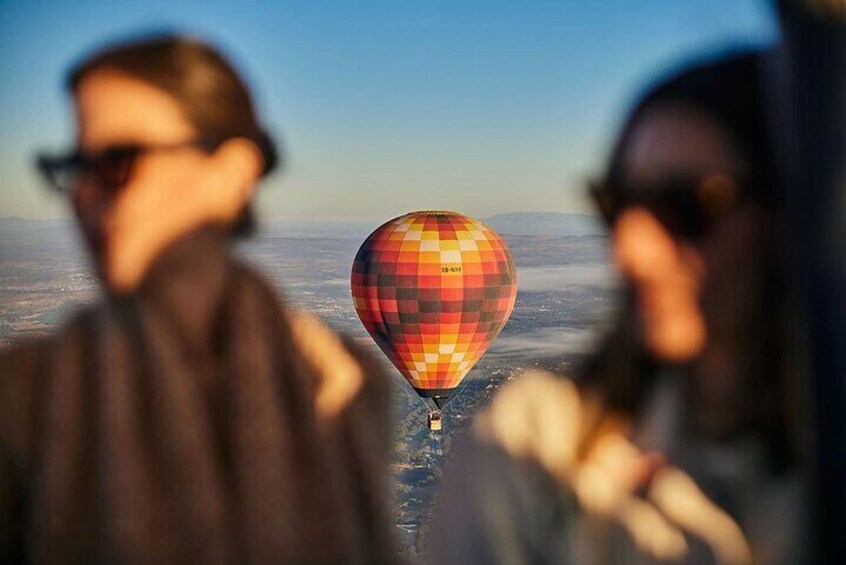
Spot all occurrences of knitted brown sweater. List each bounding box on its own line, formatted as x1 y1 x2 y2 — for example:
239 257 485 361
0 228 397 564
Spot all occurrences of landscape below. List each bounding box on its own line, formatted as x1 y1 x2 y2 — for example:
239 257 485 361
0 214 617 557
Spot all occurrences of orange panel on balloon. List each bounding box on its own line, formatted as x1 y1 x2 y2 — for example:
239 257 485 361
351 211 517 398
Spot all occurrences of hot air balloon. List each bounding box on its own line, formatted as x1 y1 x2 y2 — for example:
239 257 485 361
351 211 517 430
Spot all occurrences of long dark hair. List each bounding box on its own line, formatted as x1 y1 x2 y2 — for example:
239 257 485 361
582 50 797 472
66 33 280 235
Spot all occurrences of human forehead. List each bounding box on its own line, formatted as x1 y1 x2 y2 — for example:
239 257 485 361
622 101 746 184
73 69 196 150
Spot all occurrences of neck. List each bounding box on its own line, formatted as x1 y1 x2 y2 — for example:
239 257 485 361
133 225 231 354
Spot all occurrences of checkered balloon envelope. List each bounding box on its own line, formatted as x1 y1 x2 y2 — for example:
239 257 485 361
351 211 518 408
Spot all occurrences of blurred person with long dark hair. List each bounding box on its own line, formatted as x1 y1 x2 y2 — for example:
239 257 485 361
429 50 805 565
0 34 396 564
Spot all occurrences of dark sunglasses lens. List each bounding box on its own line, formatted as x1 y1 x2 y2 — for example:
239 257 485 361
600 175 739 239
649 191 710 239
39 147 140 194
38 155 81 193
94 147 139 193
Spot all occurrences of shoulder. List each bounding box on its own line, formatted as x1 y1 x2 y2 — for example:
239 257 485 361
0 337 51 416
0 336 49 375
0 308 101 464
285 309 389 421
225 260 392 423
0 335 53 467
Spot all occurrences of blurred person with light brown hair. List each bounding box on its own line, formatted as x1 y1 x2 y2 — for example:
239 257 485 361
429 49 806 565
0 34 396 564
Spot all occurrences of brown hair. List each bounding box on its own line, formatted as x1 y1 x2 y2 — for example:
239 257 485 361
583 50 797 472
67 33 280 235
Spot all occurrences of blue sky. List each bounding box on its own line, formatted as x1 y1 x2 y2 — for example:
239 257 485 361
0 0 777 223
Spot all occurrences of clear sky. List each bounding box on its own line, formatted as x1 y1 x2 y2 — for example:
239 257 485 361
0 0 777 224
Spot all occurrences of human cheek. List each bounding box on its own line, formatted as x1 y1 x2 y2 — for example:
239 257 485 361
108 157 188 227
107 155 223 270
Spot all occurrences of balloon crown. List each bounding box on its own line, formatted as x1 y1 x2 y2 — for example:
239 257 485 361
413 210 460 216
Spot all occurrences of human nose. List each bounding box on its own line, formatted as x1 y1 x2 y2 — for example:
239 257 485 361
613 207 681 282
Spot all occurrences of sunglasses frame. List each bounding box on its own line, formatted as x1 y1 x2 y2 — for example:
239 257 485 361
588 172 745 240
35 137 224 194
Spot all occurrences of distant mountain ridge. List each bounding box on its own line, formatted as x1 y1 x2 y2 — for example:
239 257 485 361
0 217 73 229
1 212 607 239
481 212 605 237
262 212 605 238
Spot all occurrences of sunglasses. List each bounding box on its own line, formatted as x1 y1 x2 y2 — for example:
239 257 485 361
36 138 223 195
590 172 744 240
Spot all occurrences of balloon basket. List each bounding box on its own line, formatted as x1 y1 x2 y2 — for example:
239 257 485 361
427 409 443 431
426 413 444 471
